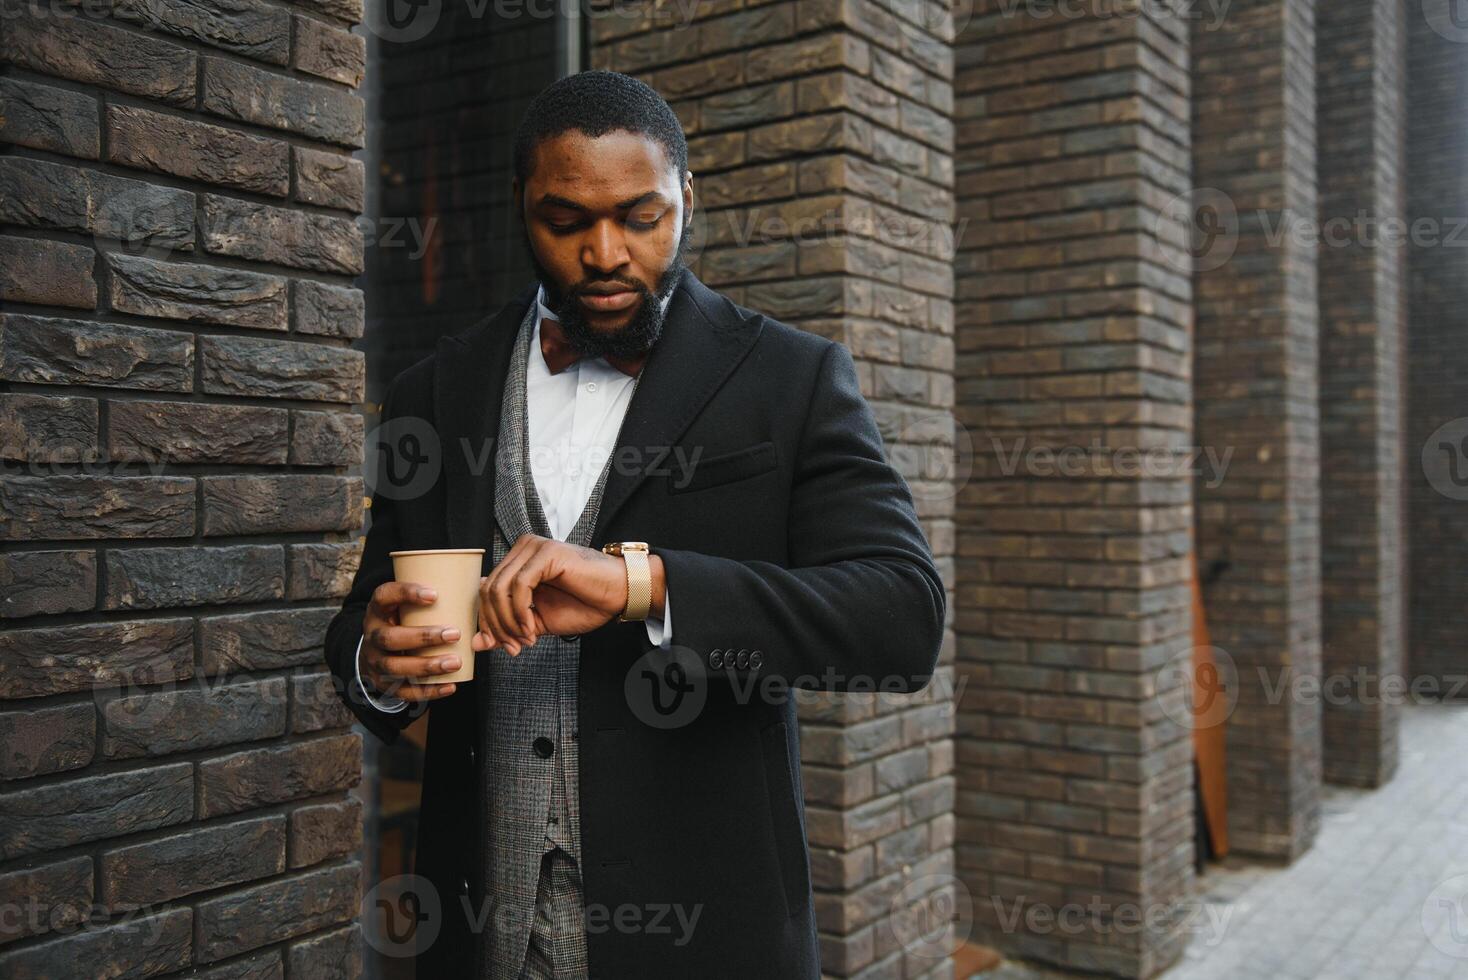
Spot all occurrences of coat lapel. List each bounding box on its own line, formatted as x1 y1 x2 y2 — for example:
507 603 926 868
434 267 763 553
436 280 536 554
589 267 764 543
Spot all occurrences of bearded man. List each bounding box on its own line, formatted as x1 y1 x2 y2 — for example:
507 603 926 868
324 69 945 980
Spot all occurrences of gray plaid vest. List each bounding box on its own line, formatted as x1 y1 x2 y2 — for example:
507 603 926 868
476 296 642 978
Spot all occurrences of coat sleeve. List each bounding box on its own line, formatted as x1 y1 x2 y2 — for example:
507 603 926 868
651 339 946 694
323 372 431 746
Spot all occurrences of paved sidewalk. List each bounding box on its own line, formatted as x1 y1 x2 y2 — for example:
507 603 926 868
1166 704 1468 979
968 705 1468 980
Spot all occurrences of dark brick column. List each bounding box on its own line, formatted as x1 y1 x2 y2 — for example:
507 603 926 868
1315 0 1406 788
592 3 959 977
1192 0 1322 860
953 4 1195 975
1406 0 1468 702
1 0 370 973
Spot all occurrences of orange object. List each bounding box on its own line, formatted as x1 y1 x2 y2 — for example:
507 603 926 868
1191 553 1229 858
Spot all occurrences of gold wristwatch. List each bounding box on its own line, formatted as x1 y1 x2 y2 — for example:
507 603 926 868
600 541 652 622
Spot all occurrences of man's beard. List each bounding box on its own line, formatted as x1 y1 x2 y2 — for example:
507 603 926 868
523 221 691 362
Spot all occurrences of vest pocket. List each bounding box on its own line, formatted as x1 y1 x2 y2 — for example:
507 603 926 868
760 720 809 918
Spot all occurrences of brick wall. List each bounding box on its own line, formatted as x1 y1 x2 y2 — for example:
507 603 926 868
952 3 1195 975
591 2 960 976
0 0 370 974
1406 0 1468 701
1315 0 1406 788
1191 0 1322 860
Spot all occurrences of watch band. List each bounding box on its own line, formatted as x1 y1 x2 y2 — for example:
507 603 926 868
601 541 652 621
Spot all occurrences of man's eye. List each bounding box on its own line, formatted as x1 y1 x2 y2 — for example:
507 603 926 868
627 214 663 231
547 221 584 234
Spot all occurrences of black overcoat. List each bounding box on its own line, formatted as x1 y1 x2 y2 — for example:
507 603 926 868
324 267 946 978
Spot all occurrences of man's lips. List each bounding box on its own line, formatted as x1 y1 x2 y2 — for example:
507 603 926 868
578 289 638 312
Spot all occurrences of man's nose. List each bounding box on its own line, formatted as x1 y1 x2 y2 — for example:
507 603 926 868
581 219 630 274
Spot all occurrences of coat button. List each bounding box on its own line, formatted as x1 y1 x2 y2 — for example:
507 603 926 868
709 650 723 669
736 649 749 669
559 634 580 642
750 650 763 669
533 736 555 759
459 877 470 895
468 746 477 766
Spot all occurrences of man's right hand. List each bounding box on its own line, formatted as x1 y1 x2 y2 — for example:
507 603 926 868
360 581 464 702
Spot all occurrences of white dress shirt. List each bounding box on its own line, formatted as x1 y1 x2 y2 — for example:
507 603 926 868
356 285 673 712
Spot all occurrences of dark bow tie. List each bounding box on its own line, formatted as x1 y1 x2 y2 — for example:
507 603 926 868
539 317 645 378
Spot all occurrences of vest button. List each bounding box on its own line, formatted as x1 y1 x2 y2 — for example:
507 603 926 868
533 736 555 759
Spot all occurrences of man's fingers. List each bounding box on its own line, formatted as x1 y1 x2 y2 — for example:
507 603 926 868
369 580 438 614
479 577 522 656
365 623 461 652
372 651 465 678
387 680 458 702
486 549 537 646
473 602 514 655
364 649 462 700
506 551 550 645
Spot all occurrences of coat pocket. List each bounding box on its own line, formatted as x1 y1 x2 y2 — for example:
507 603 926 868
760 720 809 918
667 440 777 494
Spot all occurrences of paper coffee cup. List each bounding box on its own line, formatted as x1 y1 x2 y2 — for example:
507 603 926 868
388 548 484 685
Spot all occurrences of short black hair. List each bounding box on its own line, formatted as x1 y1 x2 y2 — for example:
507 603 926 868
513 70 688 187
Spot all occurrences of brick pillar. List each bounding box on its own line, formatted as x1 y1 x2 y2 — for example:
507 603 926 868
952 4 1195 976
591 3 959 977
1315 0 1406 788
1406 0 1468 701
1 0 370 973
1192 0 1322 859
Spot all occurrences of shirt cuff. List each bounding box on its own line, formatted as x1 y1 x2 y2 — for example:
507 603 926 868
644 585 671 648
356 635 408 713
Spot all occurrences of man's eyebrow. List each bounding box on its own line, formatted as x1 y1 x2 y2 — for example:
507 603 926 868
534 191 670 211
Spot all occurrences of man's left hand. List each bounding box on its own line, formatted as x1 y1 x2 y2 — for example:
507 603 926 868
473 535 627 656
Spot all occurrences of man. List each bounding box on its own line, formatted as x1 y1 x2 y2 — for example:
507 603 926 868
324 70 946 979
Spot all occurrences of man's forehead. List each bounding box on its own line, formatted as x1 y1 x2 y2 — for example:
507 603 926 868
528 128 680 183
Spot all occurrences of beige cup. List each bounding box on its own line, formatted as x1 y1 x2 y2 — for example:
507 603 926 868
389 548 484 685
